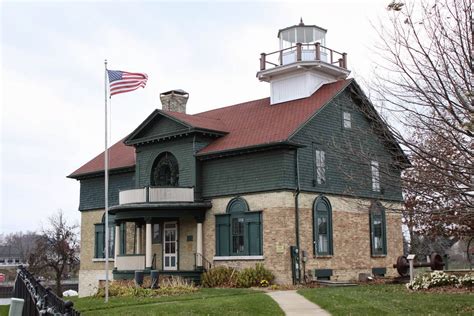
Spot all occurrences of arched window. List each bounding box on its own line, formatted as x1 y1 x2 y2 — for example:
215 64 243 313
370 201 387 256
150 152 179 186
313 196 333 256
215 197 262 256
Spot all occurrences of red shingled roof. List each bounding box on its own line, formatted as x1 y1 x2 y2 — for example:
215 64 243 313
69 79 351 178
192 79 351 154
68 138 135 178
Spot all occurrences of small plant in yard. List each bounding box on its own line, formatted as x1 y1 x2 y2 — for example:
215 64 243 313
406 271 474 291
260 279 269 287
201 263 275 288
201 266 237 287
94 276 197 298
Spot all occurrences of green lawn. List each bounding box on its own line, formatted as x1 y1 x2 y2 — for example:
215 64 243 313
71 288 284 315
0 305 8 316
298 284 473 316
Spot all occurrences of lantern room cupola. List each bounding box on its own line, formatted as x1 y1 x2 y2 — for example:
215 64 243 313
257 19 350 104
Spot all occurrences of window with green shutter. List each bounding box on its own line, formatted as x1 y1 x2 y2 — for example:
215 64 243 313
370 201 387 256
313 196 333 256
94 213 116 259
215 197 262 256
94 224 105 258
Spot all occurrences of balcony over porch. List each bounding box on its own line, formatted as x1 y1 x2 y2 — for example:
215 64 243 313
119 186 195 205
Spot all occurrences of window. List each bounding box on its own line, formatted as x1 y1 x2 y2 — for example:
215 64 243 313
371 160 380 192
151 152 179 186
343 112 351 129
370 201 387 256
313 196 333 256
153 223 161 244
94 214 126 258
232 217 245 254
94 214 115 259
215 197 262 256
315 150 326 185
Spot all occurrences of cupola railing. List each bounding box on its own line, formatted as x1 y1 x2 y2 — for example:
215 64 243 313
259 42 347 71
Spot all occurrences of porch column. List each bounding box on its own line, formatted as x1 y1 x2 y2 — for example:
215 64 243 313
136 224 142 254
196 217 204 268
145 221 152 269
114 223 120 268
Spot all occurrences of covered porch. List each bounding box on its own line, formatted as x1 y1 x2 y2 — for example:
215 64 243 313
109 187 212 281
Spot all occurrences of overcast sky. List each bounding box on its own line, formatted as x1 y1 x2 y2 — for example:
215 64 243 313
1 0 390 234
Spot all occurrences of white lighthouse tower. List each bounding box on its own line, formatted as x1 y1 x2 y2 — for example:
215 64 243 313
257 19 350 104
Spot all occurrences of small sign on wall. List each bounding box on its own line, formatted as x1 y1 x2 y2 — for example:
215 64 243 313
276 244 285 254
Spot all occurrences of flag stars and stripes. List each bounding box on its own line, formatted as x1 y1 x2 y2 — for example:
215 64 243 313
107 70 148 97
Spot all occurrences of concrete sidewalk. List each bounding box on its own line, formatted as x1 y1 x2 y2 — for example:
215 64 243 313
266 290 330 316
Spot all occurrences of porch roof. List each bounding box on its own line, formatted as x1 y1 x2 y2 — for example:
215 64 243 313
109 201 212 221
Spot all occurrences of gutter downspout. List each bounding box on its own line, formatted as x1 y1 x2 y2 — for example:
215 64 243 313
294 148 301 283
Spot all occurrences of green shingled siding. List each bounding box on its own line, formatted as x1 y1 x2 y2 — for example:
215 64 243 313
290 90 403 201
135 137 195 188
79 172 135 211
201 149 296 198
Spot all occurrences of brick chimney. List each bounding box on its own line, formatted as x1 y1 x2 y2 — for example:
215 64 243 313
160 89 189 113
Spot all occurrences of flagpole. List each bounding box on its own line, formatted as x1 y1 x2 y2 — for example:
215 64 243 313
104 59 109 303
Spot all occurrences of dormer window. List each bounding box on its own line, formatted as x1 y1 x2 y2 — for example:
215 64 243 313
343 112 351 129
151 152 179 187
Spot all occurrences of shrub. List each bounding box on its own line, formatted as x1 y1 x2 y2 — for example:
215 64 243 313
201 264 275 288
406 271 474 291
201 266 236 288
95 276 197 297
458 274 474 288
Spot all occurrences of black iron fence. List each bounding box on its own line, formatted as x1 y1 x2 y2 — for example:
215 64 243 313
12 265 80 316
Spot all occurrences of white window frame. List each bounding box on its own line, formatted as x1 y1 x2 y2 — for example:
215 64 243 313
315 150 326 185
371 160 380 192
343 112 351 129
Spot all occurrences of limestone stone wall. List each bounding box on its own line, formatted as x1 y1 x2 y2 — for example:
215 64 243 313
78 269 113 297
179 217 197 270
203 191 403 284
298 192 403 280
80 210 110 271
79 210 114 297
204 192 296 284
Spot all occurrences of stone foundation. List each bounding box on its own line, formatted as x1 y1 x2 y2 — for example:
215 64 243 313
78 269 113 297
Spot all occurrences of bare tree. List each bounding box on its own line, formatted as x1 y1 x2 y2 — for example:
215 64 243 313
371 0 473 237
0 231 39 263
29 210 80 296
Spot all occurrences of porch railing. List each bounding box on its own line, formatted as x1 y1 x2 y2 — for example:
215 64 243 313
260 42 347 71
119 187 194 205
12 265 80 316
194 253 212 272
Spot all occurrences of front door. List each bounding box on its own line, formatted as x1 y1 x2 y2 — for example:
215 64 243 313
163 221 178 271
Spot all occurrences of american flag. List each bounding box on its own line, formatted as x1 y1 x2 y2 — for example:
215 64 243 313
107 70 148 97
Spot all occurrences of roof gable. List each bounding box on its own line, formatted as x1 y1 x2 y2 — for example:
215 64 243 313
128 111 190 143
125 110 228 145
